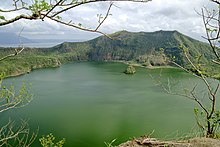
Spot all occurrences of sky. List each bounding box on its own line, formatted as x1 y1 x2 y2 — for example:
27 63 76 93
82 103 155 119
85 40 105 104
0 0 217 41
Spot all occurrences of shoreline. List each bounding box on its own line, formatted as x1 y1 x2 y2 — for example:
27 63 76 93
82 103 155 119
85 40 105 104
112 60 178 69
4 65 60 79
3 60 178 78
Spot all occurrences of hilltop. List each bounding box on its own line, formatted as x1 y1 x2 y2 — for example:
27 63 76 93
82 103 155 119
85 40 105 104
0 30 217 77
51 30 214 69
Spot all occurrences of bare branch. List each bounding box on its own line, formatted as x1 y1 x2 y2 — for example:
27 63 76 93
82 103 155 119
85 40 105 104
44 14 112 38
0 7 26 12
42 0 64 20
0 46 25 61
212 59 220 65
170 61 201 79
0 120 37 146
51 0 151 18
211 0 220 5
213 82 220 95
202 8 220 60
0 27 25 62
0 0 152 40
95 2 113 31
0 15 38 27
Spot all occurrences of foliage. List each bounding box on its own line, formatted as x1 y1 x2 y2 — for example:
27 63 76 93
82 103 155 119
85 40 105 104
0 30 218 78
87 30 214 68
187 0 220 138
0 46 89 77
0 66 36 146
0 73 32 112
104 139 116 147
165 44 220 137
179 0 220 137
29 0 52 15
0 0 150 36
39 133 65 147
124 65 136 74
0 1 151 147
194 108 220 138
159 0 220 138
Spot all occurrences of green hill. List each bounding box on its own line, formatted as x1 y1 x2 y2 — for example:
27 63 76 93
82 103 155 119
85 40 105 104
0 30 217 77
51 30 213 65
85 30 212 64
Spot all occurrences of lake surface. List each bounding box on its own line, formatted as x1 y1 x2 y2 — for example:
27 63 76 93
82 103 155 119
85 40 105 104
1 62 199 146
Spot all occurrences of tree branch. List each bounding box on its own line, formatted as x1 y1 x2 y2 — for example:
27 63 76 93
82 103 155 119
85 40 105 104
0 15 38 26
212 59 220 65
0 46 25 62
50 0 151 18
0 7 26 12
42 0 64 20
95 2 113 31
202 8 220 60
44 14 112 38
0 120 37 146
211 0 220 5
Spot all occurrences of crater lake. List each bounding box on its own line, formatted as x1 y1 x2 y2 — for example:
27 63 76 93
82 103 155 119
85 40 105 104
1 62 199 147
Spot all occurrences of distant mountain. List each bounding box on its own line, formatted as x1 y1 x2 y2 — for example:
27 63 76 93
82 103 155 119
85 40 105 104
52 30 212 65
33 39 84 43
0 30 217 77
0 31 33 44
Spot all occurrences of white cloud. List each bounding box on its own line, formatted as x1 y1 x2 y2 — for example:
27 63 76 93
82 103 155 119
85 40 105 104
0 0 218 41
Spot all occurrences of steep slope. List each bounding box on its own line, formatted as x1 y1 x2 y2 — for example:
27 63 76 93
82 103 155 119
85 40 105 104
53 30 212 66
0 30 216 77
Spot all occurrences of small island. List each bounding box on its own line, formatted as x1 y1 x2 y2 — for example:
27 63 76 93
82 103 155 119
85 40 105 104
124 65 136 74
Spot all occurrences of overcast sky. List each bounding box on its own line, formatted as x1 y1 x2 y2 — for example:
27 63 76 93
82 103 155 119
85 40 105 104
0 0 216 41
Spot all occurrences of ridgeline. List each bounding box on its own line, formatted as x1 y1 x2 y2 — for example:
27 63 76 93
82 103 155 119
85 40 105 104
0 30 217 77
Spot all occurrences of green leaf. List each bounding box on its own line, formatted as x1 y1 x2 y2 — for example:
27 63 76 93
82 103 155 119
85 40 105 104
194 108 199 116
206 28 211 32
0 16 6 21
56 16 62 20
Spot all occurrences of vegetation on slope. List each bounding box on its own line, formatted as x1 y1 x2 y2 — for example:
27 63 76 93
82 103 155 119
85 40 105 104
0 30 217 77
0 45 89 77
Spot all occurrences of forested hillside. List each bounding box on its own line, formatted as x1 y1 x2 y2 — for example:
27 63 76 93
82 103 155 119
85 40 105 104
0 30 216 77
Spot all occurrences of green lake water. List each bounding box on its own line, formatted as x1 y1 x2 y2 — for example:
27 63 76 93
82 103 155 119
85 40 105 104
1 62 200 146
